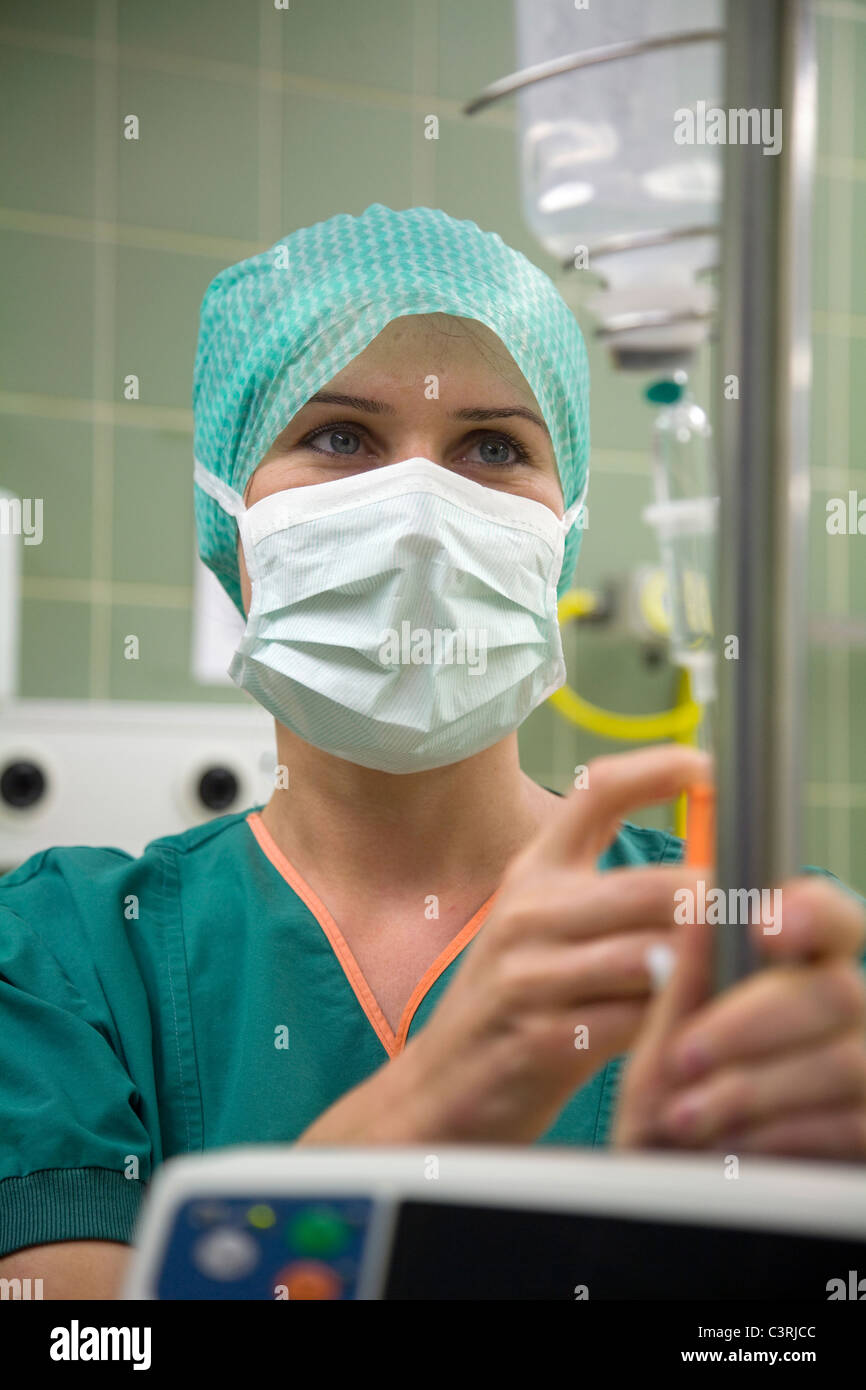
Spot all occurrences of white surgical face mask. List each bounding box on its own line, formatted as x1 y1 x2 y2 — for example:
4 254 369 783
198 457 586 774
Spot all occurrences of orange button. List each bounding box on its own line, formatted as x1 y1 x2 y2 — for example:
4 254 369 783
275 1260 342 1300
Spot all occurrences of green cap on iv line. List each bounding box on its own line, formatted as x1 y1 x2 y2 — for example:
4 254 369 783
645 376 686 405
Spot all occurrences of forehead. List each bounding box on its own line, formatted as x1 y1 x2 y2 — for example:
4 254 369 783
322 313 538 403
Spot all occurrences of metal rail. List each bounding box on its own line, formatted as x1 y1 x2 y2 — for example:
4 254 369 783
463 29 725 115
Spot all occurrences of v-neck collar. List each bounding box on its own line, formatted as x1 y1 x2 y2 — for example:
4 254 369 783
245 810 498 1058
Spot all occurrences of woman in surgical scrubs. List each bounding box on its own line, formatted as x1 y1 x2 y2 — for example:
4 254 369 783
1 205 864 1298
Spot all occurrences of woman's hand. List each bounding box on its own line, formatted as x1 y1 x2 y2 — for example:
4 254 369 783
393 743 715 1144
612 874 866 1160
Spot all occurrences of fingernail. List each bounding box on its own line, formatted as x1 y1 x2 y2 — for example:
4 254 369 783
661 1093 703 1138
671 1037 712 1081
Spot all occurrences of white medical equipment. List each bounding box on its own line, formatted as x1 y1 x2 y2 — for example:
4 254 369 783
123 1145 866 1300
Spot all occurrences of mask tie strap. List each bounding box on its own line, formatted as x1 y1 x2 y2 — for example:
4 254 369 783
194 459 246 519
562 475 589 533
194 458 261 591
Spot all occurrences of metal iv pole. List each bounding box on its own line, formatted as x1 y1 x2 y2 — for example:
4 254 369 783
714 0 816 987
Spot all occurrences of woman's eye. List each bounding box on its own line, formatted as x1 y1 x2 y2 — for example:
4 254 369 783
466 434 529 467
307 427 362 455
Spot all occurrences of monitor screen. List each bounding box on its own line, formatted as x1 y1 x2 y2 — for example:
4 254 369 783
383 1201 866 1300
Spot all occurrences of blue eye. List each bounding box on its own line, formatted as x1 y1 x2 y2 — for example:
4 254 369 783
478 438 512 465
468 432 530 467
311 428 361 455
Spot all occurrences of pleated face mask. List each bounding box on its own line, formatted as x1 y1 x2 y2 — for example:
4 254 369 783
195 457 587 773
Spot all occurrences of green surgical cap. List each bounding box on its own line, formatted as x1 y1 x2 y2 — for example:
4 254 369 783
193 203 590 614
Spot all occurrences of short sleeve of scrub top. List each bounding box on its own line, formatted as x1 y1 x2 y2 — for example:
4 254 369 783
0 807 861 1258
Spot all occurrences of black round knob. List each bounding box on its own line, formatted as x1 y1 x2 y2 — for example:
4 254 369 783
1 760 47 809
197 766 239 812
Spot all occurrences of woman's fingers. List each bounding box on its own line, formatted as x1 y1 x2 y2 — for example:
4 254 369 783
611 869 866 1160
611 919 715 1146
716 1105 866 1161
657 1029 866 1144
756 874 866 960
491 929 682 1013
665 959 866 1084
530 744 713 872
495 864 709 946
566 998 649 1063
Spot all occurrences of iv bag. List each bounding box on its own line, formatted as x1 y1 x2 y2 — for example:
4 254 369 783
515 0 723 269
515 0 723 362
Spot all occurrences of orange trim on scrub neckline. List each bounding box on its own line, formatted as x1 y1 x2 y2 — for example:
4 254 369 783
393 894 497 1053
245 810 498 1060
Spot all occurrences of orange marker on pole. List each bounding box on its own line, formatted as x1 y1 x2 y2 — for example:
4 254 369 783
685 781 715 866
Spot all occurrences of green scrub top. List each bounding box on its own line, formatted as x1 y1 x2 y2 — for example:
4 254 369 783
0 807 856 1258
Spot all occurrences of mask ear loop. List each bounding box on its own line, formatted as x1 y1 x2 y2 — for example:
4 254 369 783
194 459 261 589
561 472 589 534
543 473 590 610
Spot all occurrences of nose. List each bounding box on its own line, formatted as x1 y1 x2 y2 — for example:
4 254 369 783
379 438 446 467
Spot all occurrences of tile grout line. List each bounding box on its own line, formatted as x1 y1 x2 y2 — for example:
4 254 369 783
0 390 192 431
805 783 866 808
410 0 439 209
0 205 263 260
0 24 515 126
257 7 284 248
816 0 866 21
89 0 119 701
21 577 194 607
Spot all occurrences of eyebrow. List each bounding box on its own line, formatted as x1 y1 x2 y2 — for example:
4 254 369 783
307 391 395 415
306 391 550 435
452 405 550 436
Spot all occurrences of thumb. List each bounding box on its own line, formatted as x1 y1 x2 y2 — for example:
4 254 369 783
613 913 715 1147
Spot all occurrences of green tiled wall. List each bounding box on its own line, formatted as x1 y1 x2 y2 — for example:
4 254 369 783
1 0 865 889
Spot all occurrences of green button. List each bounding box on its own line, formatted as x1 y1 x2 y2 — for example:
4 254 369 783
287 1207 350 1257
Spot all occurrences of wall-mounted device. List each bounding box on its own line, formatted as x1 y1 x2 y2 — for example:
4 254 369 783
0 539 275 868
0 699 277 867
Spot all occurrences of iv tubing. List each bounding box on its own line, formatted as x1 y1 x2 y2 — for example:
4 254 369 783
550 590 703 839
549 589 703 742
